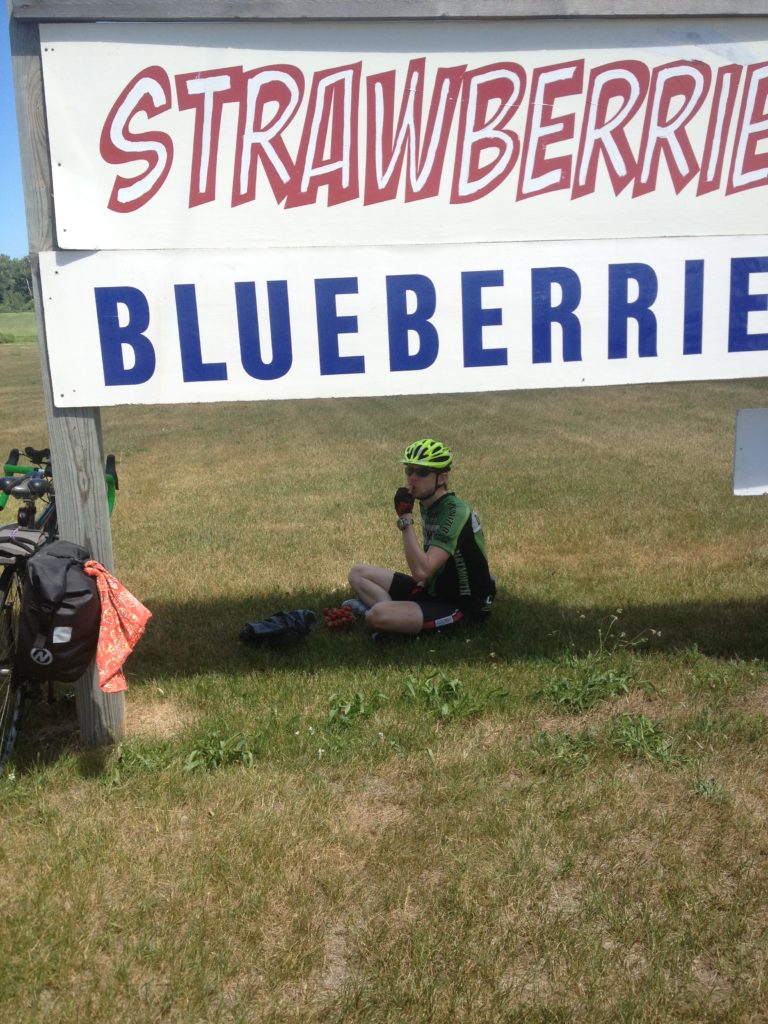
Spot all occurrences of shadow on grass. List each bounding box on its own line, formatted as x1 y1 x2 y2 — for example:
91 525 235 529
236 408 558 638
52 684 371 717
6 692 81 774
7 590 767 776
10 698 139 778
124 588 768 684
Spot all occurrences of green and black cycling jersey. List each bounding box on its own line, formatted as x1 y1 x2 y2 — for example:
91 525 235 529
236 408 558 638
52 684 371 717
420 492 496 614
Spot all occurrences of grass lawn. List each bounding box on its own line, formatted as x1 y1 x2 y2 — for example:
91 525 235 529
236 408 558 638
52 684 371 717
0 309 36 344
1 342 767 1022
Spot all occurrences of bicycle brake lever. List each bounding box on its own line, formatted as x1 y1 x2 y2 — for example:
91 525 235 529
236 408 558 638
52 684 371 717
105 453 119 489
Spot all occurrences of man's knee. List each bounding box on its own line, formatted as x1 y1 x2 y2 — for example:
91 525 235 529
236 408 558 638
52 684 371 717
349 564 390 589
348 565 363 588
365 603 387 629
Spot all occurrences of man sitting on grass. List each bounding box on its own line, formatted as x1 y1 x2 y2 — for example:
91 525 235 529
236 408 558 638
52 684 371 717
345 438 496 638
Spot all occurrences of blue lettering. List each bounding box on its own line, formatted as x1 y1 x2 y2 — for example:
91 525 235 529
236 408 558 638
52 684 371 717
235 281 293 380
175 284 227 382
94 286 156 386
462 270 507 368
729 257 768 352
683 260 705 356
531 267 582 364
608 263 658 359
316 278 364 375
386 275 439 372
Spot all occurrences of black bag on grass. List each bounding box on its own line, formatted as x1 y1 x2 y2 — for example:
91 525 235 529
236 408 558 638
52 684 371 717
15 540 101 682
239 609 317 647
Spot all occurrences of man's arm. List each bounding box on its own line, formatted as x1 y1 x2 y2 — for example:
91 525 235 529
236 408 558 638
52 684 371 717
400 524 449 584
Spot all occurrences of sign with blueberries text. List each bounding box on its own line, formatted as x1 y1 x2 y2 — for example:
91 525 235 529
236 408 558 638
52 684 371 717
41 236 768 407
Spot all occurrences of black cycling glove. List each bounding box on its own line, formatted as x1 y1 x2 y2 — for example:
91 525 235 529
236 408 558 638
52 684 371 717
394 487 415 516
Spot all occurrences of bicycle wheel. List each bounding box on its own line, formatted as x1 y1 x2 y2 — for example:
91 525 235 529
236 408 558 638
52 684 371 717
0 566 24 768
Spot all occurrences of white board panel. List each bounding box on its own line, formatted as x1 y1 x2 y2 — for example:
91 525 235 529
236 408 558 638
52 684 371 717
40 234 768 407
39 18 768 251
734 408 768 495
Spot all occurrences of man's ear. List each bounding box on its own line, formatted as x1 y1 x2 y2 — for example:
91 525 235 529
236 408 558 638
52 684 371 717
437 471 449 488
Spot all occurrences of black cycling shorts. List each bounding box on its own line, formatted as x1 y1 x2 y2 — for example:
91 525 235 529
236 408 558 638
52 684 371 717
388 572 467 632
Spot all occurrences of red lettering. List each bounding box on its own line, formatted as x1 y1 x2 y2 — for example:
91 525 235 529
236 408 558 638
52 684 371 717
698 65 742 195
518 61 583 200
365 58 464 205
727 62 768 195
231 65 304 208
451 62 526 204
572 61 649 199
176 67 239 207
99 66 173 213
634 61 711 197
285 63 362 208
98 52 767 216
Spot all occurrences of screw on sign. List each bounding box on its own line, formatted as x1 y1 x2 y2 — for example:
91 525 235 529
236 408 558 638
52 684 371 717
322 607 356 631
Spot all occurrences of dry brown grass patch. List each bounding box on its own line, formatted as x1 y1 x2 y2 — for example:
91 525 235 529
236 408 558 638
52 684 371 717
736 686 768 718
123 697 198 739
534 685 660 734
343 777 412 836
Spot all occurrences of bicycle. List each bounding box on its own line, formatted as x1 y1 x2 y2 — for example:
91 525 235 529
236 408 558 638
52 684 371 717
0 446 118 769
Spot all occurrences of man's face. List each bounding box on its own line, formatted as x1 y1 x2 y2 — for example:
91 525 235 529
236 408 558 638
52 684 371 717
403 465 447 499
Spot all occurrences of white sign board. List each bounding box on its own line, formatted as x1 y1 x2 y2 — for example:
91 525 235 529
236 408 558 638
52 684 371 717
40 19 768 251
41 234 768 407
734 408 768 495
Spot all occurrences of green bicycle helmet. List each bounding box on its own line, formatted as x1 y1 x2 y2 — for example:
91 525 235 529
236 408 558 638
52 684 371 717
400 438 453 470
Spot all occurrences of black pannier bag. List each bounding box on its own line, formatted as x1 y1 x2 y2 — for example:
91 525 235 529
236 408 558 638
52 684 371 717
15 540 101 682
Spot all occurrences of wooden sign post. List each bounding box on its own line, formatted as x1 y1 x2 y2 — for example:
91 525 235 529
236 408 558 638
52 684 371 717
8 0 122 747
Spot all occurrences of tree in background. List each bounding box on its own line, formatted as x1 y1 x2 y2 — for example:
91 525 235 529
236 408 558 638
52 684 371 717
0 255 32 311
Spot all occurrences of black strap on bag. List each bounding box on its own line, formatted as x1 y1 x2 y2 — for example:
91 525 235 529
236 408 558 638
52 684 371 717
28 543 74 646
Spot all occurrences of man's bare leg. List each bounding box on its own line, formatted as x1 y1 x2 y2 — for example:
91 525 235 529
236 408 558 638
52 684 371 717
348 565 424 635
348 565 395 607
365 600 423 635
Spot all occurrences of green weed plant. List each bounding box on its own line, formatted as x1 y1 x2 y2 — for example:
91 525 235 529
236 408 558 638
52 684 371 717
608 713 683 767
327 689 387 727
527 728 598 774
542 654 631 713
183 731 256 772
401 670 508 720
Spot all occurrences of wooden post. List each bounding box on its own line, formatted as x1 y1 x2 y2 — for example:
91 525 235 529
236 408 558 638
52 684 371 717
7 1 124 748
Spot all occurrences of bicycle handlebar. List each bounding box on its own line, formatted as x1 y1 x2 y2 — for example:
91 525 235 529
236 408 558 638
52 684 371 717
11 477 54 499
0 453 26 510
0 447 118 516
0 476 22 495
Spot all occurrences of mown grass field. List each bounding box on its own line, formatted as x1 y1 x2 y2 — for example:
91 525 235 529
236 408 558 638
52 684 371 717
1 341 767 1023
0 309 36 344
